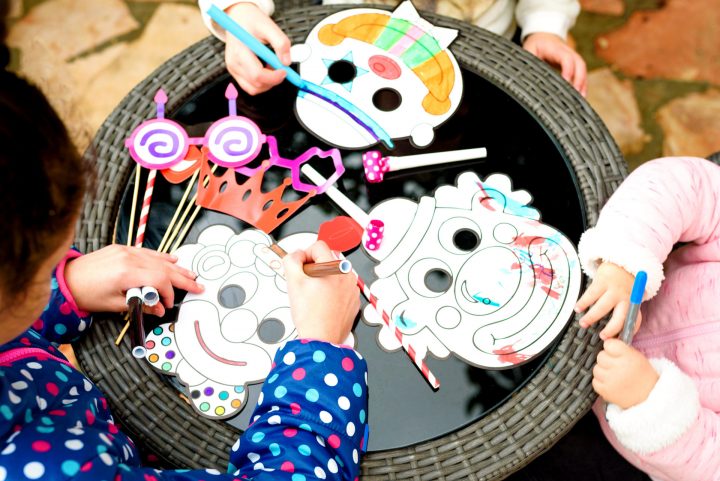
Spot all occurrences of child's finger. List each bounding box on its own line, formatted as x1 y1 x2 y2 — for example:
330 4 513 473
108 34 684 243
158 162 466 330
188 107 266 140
283 250 308 280
559 52 576 85
578 292 616 328
573 56 587 94
575 281 603 313
258 22 292 65
168 270 204 295
144 303 166 318
600 300 629 339
306 240 334 263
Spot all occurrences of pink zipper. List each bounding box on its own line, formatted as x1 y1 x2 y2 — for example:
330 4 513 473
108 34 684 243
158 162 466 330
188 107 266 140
0 347 75 369
632 321 720 350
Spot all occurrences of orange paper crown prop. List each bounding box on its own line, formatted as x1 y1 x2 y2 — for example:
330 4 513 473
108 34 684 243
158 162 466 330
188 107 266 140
196 150 316 233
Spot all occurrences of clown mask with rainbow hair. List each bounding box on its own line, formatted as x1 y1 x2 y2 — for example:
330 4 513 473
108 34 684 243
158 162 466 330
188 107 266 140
292 1 463 149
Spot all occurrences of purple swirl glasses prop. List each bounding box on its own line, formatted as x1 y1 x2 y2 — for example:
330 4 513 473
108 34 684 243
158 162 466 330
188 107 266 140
125 85 345 194
125 90 190 170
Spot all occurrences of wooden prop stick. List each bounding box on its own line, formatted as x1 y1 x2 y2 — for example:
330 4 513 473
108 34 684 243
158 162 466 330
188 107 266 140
126 164 142 246
170 204 203 253
157 169 200 253
162 164 218 253
115 164 144 345
269 244 352 277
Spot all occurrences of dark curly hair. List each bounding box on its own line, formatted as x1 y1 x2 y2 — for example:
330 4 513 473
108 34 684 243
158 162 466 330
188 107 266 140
0 3 91 299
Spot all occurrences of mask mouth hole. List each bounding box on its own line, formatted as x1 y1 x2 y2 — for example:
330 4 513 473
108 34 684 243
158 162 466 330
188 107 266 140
372 88 402 112
258 317 285 344
328 59 357 84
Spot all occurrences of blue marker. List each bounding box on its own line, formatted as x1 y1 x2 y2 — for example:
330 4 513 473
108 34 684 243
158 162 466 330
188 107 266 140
620 271 647 344
206 5 394 149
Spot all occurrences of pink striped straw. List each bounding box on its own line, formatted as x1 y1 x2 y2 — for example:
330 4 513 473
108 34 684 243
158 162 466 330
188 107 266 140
134 169 156 247
134 89 166 248
356 275 440 390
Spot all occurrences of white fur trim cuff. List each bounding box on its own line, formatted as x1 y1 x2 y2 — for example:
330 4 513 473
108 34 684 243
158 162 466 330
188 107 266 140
577 228 664 299
605 358 700 455
199 0 275 41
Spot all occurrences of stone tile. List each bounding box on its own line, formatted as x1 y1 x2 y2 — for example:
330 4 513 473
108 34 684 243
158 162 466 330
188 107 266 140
580 0 624 16
67 42 130 89
78 3 208 133
8 0 138 63
595 0 720 84
586 68 649 155
16 40 93 152
656 89 720 158
9 0 23 18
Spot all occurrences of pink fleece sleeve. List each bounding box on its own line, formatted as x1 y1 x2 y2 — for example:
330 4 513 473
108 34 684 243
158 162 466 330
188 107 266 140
578 157 720 298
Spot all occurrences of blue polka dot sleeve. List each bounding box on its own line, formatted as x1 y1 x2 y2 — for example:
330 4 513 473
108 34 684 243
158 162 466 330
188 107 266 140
0 335 367 481
230 340 369 481
33 249 91 344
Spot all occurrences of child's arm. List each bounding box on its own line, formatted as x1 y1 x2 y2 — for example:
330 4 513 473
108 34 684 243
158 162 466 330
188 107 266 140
229 241 365 479
232 340 368 480
197 0 291 95
32 249 91 343
516 0 586 94
576 157 720 337
592 340 719 481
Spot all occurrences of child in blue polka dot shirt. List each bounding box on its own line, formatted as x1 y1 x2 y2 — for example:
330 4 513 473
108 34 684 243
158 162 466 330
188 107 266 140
0 9 367 481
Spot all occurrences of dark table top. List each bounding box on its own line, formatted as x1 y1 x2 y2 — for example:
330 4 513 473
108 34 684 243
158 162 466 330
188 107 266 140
115 64 585 452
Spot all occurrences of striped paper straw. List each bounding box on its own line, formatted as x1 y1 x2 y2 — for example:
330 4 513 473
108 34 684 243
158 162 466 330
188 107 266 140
134 169 157 247
356 275 440 390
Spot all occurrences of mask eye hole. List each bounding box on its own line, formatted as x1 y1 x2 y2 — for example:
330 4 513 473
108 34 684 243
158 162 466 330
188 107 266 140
258 317 286 344
328 59 357 84
372 88 402 112
424 268 453 294
453 229 480 252
218 285 246 309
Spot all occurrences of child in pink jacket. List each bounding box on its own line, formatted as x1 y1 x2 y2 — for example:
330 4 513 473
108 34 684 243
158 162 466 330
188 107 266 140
575 156 720 481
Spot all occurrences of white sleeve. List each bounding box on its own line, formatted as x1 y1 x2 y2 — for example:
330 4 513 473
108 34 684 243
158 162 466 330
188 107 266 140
198 0 276 41
515 0 580 40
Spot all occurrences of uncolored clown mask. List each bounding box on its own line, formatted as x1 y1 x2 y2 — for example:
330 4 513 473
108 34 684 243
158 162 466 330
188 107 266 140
144 226 315 419
292 1 463 149
362 172 582 368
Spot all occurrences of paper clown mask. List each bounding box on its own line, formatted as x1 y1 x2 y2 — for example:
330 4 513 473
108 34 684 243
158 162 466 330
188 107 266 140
144 226 315 419
292 1 463 149
362 172 582 368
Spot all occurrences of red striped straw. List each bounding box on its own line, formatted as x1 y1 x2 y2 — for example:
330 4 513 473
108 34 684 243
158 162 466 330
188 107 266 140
356 275 440 390
134 169 156 247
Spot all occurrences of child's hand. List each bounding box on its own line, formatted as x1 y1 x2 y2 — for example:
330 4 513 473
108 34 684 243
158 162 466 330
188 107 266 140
224 2 291 95
283 241 360 344
64 245 204 317
575 262 640 340
593 338 659 409
523 32 587 96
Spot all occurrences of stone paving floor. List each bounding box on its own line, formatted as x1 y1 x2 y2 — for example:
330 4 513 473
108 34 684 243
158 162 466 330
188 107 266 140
6 0 720 169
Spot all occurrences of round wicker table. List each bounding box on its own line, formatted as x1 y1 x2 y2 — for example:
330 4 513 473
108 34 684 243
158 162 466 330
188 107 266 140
75 5 626 480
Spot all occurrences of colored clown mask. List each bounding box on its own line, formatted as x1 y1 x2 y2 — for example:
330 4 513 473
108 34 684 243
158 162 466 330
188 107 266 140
362 172 582 368
144 226 316 419
292 1 463 149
